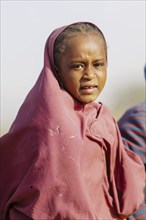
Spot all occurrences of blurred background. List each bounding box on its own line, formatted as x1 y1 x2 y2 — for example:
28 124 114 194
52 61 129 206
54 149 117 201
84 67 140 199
1 0 145 136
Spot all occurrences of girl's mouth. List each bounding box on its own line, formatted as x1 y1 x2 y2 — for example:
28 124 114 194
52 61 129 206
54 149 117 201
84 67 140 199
80 85 98 93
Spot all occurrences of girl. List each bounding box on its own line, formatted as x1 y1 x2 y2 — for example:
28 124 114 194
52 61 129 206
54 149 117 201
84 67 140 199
0 22 145 220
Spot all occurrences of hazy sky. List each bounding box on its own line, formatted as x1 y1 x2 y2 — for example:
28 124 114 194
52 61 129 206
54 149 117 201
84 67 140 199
1 0 145 135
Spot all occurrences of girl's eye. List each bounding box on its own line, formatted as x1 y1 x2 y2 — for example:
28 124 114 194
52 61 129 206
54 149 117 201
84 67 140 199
72 64 84 70
94 63 104 68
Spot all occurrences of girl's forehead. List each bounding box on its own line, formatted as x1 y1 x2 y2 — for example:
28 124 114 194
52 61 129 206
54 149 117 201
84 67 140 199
64 34 106 51
53 28 107 66
60 35 106 62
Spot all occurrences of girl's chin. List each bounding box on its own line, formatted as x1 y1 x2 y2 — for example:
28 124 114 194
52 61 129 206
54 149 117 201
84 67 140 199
78 96 98 104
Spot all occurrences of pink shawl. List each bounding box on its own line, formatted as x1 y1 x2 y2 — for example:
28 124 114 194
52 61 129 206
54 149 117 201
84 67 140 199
0 22 145 220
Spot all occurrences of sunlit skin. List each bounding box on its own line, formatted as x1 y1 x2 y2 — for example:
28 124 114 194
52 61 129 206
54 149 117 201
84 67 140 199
57 34 107 104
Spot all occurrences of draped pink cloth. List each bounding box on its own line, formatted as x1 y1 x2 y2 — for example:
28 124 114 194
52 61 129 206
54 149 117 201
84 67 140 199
0 22 145 220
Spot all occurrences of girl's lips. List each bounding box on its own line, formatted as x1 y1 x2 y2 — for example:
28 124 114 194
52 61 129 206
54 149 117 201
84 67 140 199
81 86 97 89
80 85 98 93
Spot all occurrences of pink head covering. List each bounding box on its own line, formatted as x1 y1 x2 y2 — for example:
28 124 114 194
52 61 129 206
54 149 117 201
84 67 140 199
0 22 145 220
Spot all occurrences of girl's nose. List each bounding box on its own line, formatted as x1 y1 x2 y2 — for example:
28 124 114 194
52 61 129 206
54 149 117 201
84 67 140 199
83 67 96 79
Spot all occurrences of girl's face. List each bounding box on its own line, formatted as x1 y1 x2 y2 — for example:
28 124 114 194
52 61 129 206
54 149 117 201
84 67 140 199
57 34 107 104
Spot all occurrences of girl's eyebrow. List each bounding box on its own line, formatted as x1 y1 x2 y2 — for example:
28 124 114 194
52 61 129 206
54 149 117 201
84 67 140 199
93 58 105 62
69 58 105 64
68 60 85 65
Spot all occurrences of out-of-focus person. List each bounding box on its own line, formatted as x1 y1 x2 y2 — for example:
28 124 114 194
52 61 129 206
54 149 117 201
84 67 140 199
118 65 146 220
